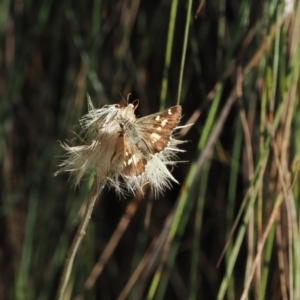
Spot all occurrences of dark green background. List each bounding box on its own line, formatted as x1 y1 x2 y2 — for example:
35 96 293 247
1 0 299 299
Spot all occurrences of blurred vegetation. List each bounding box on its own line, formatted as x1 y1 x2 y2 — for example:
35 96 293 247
1 0 300 299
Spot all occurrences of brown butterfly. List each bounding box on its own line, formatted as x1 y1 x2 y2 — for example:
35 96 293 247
114 103 182 177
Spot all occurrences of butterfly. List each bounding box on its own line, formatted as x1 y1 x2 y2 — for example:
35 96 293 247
113 103 182 178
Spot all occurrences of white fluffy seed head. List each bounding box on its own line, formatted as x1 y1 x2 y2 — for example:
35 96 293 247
55 101 186 197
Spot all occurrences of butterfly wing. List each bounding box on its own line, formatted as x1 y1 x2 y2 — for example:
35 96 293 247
121 105 182 178
136 105 182 153
123 135 147 177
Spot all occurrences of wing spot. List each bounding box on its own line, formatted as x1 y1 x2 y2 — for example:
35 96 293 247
132 154 136 162
128 154 138 166
168 109 172 115
150 132 161 142
157 127 162 130
155 115 160 121
161 119 168 127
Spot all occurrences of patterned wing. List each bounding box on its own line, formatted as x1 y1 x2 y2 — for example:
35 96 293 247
136 105 182 153
123 135 147 177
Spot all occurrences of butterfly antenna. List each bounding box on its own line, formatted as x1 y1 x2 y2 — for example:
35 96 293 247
119 92 128 105
126 93 132 105
132 98 139 110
